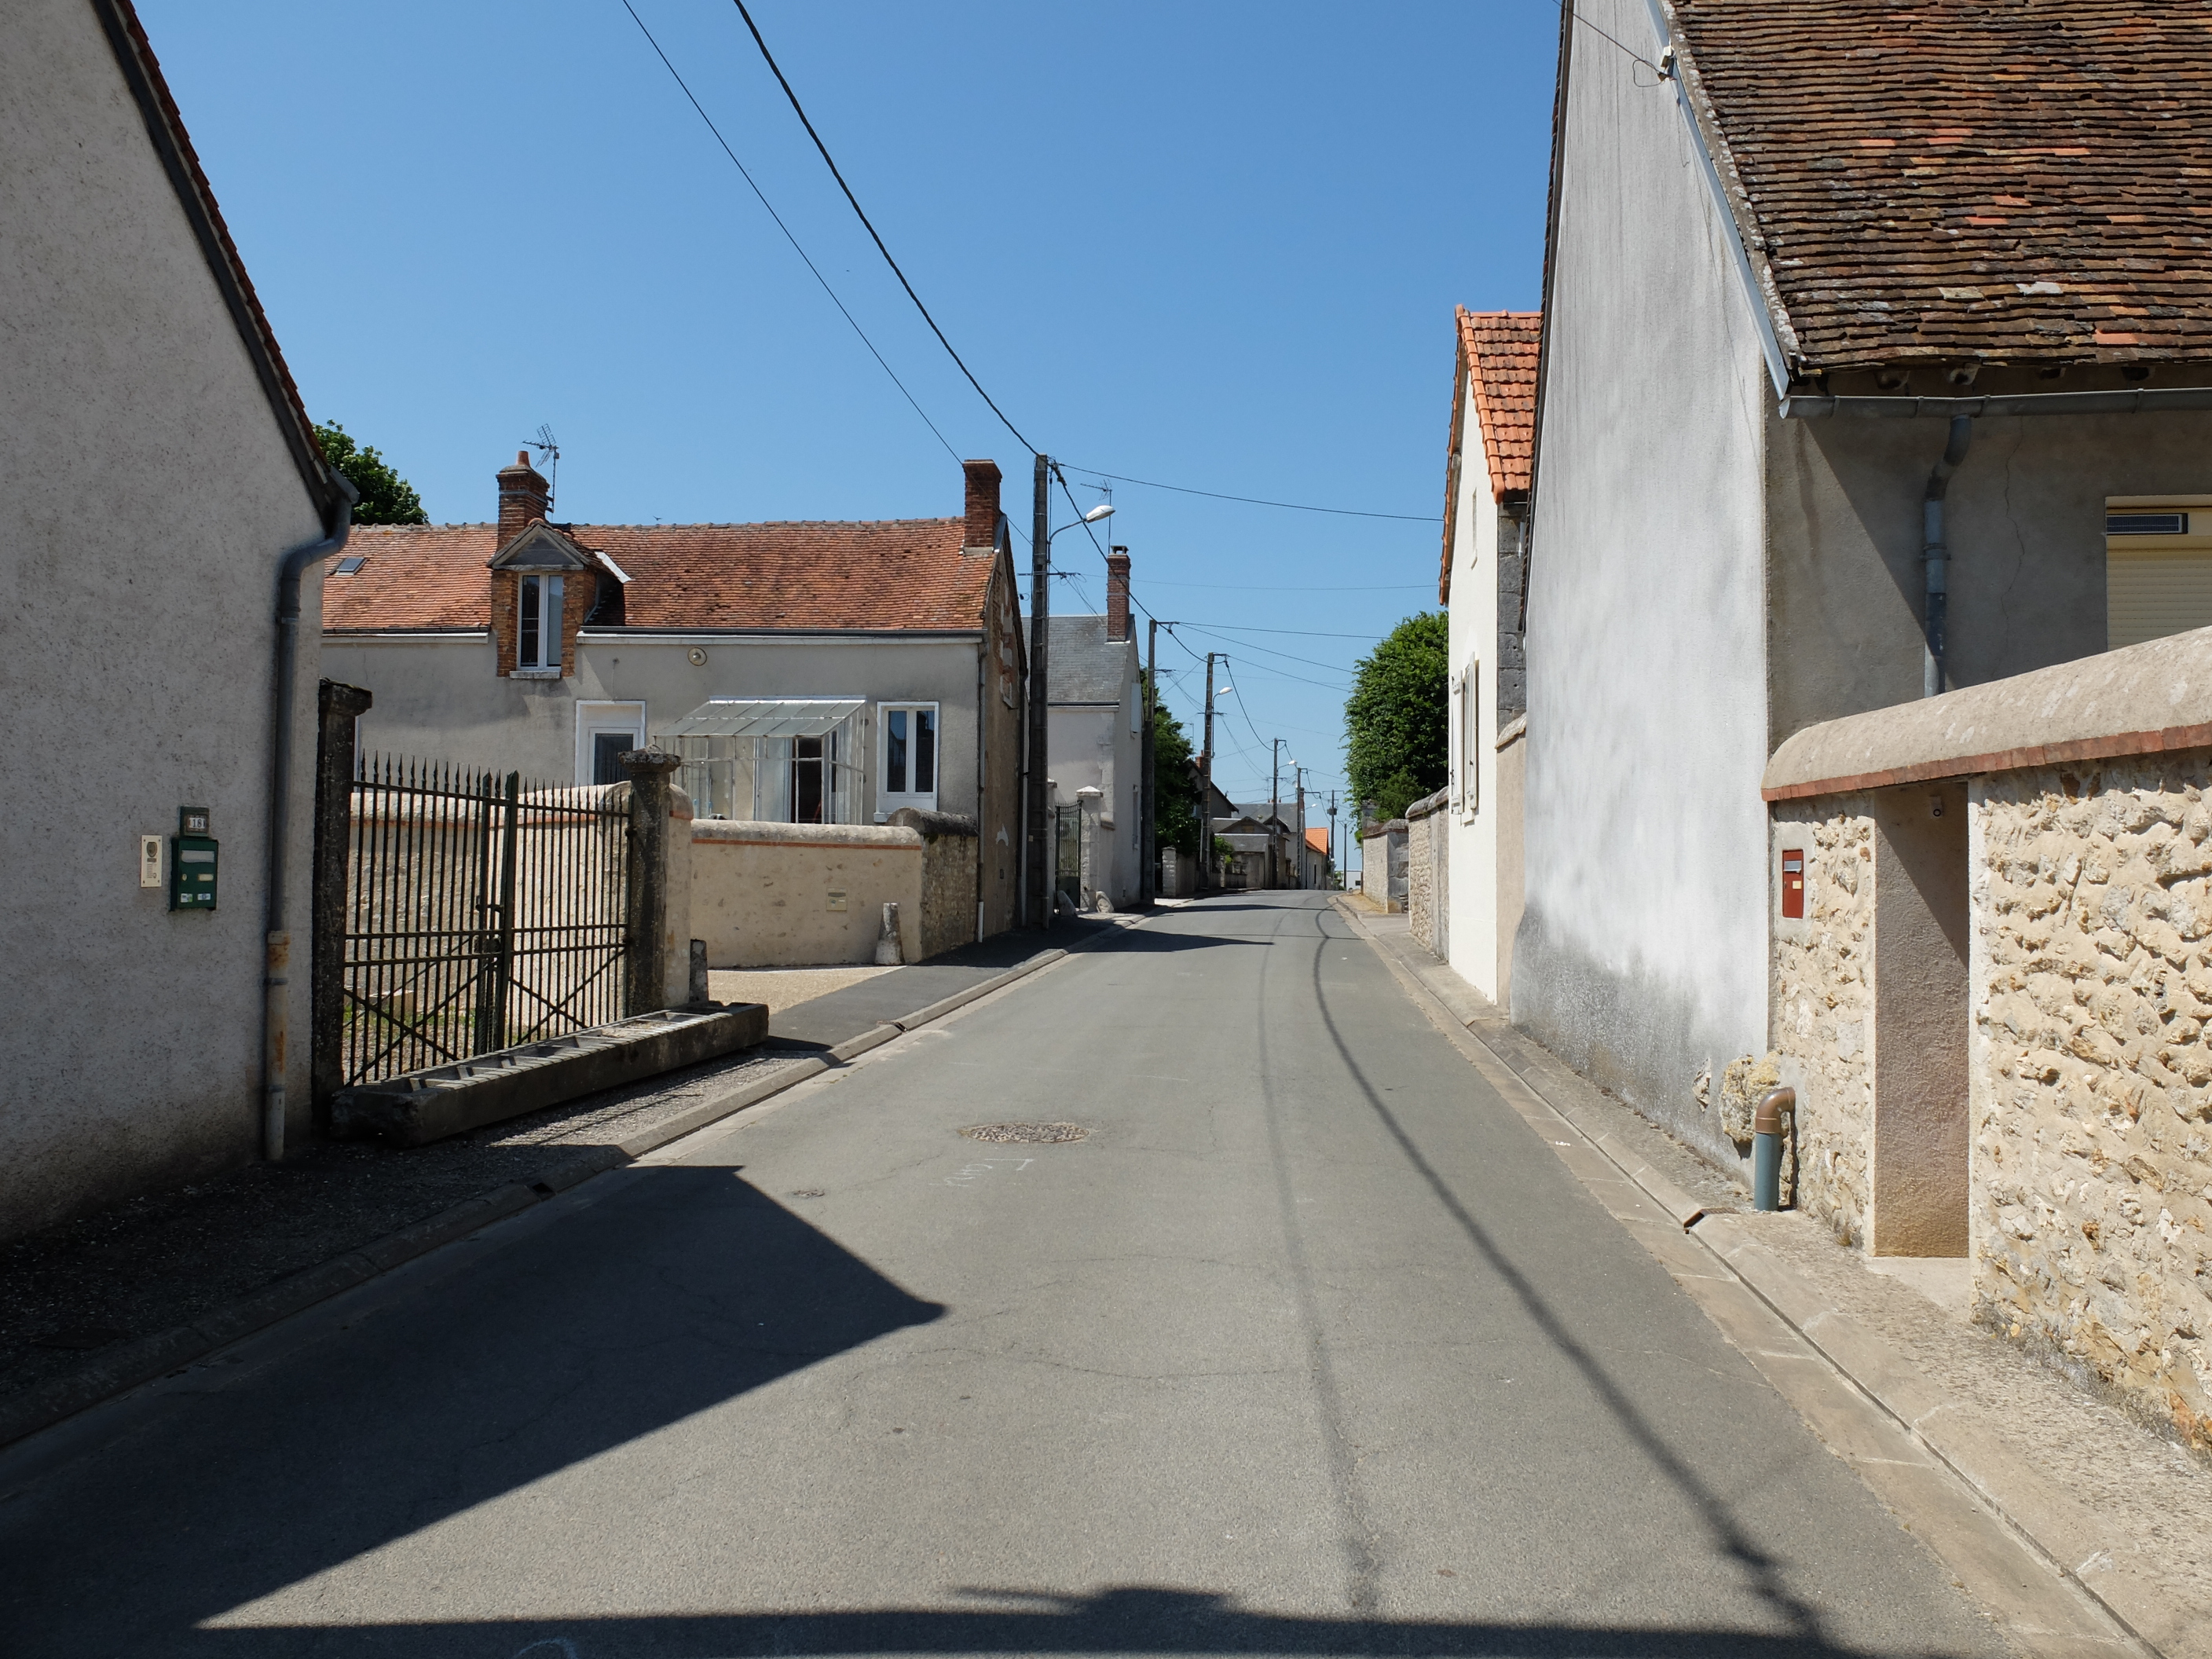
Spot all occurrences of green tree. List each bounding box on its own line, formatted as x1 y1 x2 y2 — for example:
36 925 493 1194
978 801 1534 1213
1344 610 1448 823
1147 676 1203 855
314 421 428 525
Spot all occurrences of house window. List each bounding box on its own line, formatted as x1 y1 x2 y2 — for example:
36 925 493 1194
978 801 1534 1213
1459 665 1479 814
2108 499 2212 650
517 573 563 672
575 702 646 786
879 702 939 812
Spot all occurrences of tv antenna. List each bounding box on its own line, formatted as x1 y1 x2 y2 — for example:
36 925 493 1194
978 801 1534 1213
526 425 560 509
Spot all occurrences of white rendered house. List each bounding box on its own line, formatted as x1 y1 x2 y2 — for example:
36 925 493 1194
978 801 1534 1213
1440 309 1539 1004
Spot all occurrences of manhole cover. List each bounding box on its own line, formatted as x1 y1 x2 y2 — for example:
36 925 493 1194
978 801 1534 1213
960 1122 1087 1144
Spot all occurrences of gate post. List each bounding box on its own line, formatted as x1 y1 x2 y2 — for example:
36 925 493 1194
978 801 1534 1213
620 749 683 1016
310 680 372 1129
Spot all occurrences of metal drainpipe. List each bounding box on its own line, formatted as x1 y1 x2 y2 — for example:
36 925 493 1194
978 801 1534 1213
1920 415 1974 698
263 480 357 1161
1752 1086 1796 1211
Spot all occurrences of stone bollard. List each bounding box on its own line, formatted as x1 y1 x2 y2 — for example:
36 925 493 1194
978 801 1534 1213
688 939 711 1005
874 902 903 966
619 749 684 1015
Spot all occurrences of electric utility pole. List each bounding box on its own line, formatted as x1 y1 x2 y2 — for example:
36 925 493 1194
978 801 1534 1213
1269 738 1283 890
1328 789 1339 890
1295 766 1306 890
1200 652 1218 893
1142 615 1159 906
1024 453 1051 928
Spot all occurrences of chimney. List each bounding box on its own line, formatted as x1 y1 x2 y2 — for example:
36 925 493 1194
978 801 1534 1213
962 458 1002 551
1106 547 1132 642
497 449 551 548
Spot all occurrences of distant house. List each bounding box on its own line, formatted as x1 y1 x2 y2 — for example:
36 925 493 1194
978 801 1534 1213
2 0 354 1235
322 455 1027 936
1214 800 1312 891
1438 308 1539 1003
1521 0 2212 1189
1033 555 1144 907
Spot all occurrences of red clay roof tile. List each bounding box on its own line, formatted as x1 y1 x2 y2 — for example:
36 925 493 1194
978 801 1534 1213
324 518 994 633
1669 0 2212 371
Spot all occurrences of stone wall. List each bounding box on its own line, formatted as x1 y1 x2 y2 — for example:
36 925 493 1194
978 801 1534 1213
887 808 979 961
1769 802 1876 1243
690 821 924 967
1405 790 1448 957
1971 755 2212 1450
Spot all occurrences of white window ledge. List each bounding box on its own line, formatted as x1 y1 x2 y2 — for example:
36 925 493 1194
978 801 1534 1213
511 667 565 679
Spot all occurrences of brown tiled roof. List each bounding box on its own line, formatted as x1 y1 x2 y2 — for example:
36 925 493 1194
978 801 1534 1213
1440 309 1541 602
1459 309 1542 496
324 519 996 632
1668 0 2212 372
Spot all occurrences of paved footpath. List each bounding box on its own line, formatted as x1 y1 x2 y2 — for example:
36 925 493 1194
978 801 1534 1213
2 894 2024 1657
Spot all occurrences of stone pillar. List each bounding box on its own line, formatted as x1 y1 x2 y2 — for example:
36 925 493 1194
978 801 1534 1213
621 749 683 1016
309 679 372 1127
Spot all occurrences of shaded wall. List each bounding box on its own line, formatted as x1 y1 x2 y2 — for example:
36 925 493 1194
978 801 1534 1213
1 0 328 1236
1514 0 1772 1167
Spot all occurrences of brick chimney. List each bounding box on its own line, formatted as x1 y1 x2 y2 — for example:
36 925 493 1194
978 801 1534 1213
497 449 551 548
962 459 1002 551
1106 547 1132 642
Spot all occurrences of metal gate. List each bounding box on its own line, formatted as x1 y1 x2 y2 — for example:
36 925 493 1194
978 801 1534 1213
333 757 629 1089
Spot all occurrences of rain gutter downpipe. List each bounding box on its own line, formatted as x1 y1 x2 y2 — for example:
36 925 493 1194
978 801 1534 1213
1920 414 1974 698
263 478 357 1161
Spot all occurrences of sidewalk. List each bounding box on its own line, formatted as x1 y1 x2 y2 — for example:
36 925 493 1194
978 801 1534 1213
0 917 1126 1447
1344 902 2212 1658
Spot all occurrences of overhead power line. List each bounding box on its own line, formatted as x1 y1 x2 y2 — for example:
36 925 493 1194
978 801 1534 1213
617 1 958 462
728 0 1035 455
1060 463 1439 523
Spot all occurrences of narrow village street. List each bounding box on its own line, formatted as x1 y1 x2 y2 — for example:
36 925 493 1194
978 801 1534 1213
2 895 2009 1657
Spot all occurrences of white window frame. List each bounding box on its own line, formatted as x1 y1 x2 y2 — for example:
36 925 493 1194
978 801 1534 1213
576 701 646 786
516 573 564 673
1459 665 1480 818
877 701 942 815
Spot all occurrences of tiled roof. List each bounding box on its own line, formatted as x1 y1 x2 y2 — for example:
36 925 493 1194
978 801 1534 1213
1459 309 1541 497
1668 0 2212 371
1306 826 1329 855
1441 309 1541 602
324 518 997 633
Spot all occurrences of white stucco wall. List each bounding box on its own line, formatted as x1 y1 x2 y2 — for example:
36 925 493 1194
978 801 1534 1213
1 0 328 1235
1514 0 1774 1163
1446 379 1507 1002
319 632 992 823
1044 649 1142 906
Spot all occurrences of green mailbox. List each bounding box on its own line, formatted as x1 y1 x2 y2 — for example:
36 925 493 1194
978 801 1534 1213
171 805 217 911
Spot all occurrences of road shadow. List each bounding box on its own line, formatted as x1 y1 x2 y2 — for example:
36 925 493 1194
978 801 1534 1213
4 1170 943 1655
120 1584 1989 1657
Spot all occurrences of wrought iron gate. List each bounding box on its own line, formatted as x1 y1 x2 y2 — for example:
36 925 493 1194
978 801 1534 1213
333 757 629 1089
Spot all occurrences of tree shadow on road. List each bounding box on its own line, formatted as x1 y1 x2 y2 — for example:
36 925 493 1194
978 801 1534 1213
3 1170 943 1655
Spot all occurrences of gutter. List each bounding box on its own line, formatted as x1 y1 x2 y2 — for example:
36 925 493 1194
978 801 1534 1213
265 480 357 1161
1781 386 2212 419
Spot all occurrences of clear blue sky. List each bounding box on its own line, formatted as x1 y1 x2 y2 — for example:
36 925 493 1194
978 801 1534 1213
139 1 1556 816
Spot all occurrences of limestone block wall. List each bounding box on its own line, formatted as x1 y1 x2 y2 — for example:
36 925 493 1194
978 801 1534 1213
1971 756 2212 1448
1769 803 1877 1242
1405 790 1448 957
886 808 980 961
690 821 924 967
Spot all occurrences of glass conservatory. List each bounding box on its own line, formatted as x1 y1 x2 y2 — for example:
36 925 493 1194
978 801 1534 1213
655 698 864 824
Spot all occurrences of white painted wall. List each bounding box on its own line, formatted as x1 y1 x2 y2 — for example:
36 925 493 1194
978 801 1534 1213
1445 379 1506 1002
1043 646 1143 906
1514 0 1774 1164
1 0 329 1235
320 632 991 822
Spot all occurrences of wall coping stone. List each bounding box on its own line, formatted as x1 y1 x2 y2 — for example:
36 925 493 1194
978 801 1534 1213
1763 624 2212 801
1404 787 1452 822
692 819 922 849
884 807 979 840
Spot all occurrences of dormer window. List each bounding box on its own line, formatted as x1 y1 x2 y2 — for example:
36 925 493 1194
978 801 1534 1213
518 573 562 671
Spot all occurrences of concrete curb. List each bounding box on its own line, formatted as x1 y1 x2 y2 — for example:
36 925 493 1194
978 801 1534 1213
1328 895 2181 1658
0 944 1087 1456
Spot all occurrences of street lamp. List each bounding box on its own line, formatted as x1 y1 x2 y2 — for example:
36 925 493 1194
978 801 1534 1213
1026 496 1118 930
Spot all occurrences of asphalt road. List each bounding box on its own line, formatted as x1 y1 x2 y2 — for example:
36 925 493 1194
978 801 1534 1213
0 893 2011 1657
